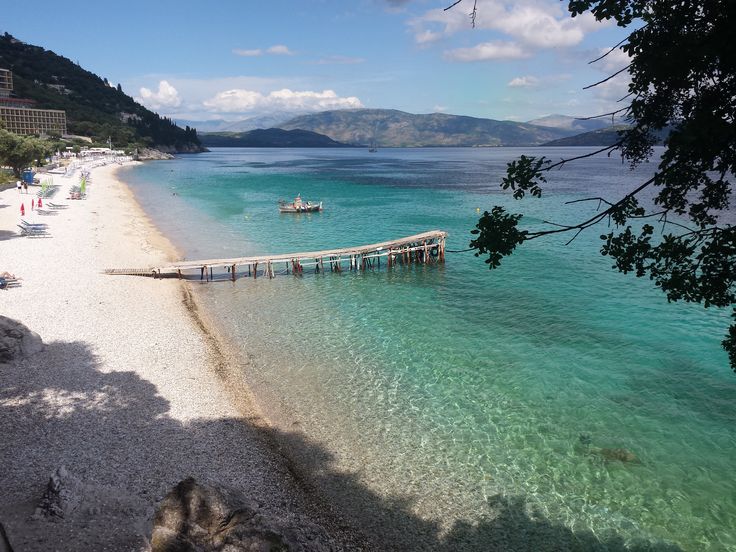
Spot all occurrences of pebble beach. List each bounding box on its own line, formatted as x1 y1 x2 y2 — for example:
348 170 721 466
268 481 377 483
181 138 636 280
0 163 363 551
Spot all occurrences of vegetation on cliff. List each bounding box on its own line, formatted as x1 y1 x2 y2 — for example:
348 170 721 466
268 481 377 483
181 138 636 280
0 33 202 152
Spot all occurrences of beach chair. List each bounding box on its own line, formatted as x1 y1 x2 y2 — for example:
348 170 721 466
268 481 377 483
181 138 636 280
48 202 69 209
17 224 48 237
20 218 49 228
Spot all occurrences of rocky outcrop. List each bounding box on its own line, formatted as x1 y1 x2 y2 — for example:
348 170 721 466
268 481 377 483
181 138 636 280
154 143 208 154
135 148 175 161
0 315 44 363
151 478 333 552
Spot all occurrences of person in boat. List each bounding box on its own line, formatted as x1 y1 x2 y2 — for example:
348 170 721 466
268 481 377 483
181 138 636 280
293 195 303 210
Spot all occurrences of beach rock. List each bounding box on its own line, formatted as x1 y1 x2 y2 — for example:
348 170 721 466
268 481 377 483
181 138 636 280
34 466 82 520
151 478 330 552
0 316 43 363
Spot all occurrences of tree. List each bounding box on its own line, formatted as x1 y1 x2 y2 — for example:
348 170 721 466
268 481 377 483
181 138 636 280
0 129 53 177
456 1 736 370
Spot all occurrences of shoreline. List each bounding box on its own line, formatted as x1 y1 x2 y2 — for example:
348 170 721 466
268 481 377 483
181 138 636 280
0 162 369 550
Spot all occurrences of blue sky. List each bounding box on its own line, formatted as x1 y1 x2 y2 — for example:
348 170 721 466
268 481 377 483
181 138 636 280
1 0 631 123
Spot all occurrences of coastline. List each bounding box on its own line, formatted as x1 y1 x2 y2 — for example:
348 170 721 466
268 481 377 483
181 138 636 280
0 163 368 550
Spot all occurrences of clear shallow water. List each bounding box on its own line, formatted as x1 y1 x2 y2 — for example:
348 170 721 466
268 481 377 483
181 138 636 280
123 148 735 551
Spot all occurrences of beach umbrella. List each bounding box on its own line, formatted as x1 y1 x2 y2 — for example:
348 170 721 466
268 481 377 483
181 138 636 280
31 198 35 210
38 197 43 208
20 203 24 216
80 177 86 196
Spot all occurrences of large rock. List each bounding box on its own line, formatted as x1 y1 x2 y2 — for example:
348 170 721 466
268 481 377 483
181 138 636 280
151 478 332 552
34 466 82 520
0 316 44 363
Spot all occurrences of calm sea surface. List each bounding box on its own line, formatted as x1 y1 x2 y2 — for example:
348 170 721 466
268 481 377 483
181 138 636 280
122 148 734 551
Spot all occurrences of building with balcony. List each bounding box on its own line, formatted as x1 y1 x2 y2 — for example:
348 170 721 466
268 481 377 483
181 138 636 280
0 68 67 135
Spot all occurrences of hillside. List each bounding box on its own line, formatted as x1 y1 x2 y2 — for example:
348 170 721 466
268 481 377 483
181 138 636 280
200 128 350 148
0 32 203 152
527 114 614 133
279 109 572 147
542 126 628 146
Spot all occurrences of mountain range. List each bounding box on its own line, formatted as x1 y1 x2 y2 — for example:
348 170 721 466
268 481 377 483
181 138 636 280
197 109 616 148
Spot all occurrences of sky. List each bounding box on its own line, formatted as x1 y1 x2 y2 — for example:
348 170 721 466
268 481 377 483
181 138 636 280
0 0 632 123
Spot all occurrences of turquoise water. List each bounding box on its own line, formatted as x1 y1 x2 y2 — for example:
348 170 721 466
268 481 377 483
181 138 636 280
123 148 735 551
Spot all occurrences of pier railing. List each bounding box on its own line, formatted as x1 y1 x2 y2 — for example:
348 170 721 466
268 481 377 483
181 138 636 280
104 230 448 281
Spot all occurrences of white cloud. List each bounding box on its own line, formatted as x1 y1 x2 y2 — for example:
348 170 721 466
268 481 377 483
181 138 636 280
314 55 365 65
267 44 294 55
508 75 540 87
595 45 631 74
135 80 181 110
203 88 363 114
232 45 294 57
410 0 606 50
433 105 448 112
233 48 262 57
444 41 529 62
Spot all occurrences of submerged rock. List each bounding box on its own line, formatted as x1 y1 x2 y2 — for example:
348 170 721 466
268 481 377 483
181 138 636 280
597 447 640 464
0 316 43 363
151 478 332 552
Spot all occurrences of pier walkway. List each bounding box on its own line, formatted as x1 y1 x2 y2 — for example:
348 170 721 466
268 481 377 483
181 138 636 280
105 230 447 281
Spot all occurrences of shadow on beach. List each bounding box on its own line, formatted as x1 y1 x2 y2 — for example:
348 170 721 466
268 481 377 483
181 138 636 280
0 337 683 552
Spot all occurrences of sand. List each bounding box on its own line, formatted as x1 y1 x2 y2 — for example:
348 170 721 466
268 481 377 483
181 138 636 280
0 164 365 550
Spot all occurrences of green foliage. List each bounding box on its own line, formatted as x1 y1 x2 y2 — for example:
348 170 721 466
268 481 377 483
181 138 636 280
470 207 527 268
0 34 202 151
0 128 53 177
466 0 736 370
501 155 549 199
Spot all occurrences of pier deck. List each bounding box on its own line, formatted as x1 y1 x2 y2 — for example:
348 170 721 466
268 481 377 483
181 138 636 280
105 230 447 281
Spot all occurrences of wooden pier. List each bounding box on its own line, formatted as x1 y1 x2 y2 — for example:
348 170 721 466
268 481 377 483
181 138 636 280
104 230 447 281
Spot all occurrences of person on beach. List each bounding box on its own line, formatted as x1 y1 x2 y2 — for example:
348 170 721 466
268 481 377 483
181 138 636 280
0 272 19 289
23 181 28 193
16 181 21 194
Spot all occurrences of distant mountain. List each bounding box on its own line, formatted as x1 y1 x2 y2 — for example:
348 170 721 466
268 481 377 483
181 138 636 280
543 124 670 147
0 32 203 152
181 113 301 134
528 114 615 133
200 128 350 148
543 126 627 146
279 108 573 147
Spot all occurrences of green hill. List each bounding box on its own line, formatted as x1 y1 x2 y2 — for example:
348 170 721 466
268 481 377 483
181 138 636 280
279 109 572 147
200 128 350 148
0 32 203 152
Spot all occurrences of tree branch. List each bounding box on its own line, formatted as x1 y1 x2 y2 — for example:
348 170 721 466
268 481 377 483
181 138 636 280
546 142 623 171
575 107 630 121
588 36 631 64
525 173 660 241
583 64 632 90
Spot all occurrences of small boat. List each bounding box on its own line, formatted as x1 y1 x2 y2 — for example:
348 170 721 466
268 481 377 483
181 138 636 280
278 195 323 213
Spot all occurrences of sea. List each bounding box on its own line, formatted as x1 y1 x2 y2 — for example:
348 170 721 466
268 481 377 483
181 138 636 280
121 147 735 551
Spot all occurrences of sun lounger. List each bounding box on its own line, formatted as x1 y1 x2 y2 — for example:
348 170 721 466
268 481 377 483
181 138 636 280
17 224 48 237
20 219 49 227
48 202 69 209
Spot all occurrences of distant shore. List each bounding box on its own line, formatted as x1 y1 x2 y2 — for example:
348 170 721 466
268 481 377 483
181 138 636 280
0 163 365 550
